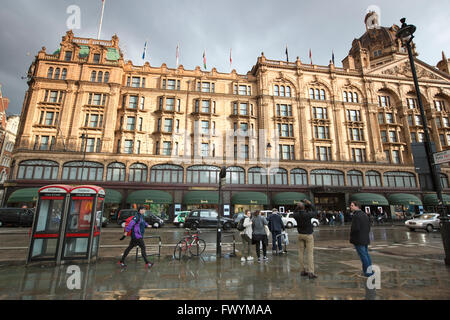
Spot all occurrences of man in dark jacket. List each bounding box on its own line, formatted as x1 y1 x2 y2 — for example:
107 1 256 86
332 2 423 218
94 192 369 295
268 208 285 254
349 201 374 277
293 199 319 279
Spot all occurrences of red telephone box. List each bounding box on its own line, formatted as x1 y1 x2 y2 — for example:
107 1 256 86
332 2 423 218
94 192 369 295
61 185 105 263
27 185 105 265
27 185 72 263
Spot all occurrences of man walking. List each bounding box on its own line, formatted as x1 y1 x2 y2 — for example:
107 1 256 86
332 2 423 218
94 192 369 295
349 201 374 277
268 208 285 254
293 199 318 279
119 206 153 269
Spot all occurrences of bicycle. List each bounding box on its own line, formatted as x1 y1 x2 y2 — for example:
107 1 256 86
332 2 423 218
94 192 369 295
173 228 206 260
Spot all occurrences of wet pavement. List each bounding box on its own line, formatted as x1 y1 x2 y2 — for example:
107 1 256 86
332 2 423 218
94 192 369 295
0 225 449 300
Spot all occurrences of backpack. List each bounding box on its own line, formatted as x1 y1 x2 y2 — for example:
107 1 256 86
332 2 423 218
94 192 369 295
237 217 246 231
124 215 138 237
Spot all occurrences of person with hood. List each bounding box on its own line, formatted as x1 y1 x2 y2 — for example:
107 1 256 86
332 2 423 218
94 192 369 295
251 210 269 262
119 206 153 269
349 201 374 277
268 208 285 254
293 199 319 279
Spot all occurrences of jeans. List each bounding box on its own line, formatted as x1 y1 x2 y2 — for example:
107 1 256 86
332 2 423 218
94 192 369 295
240 234 252 257
271 230 282 251
354 245 373 276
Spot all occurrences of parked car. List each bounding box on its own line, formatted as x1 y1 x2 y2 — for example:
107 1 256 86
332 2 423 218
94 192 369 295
0 207 35 227
173 211 190 228
117 209 164 228
405 213 441 232
184 209 234 230
282 212 320 228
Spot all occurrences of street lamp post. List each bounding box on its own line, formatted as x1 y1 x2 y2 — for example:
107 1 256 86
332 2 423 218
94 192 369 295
266 143 272 210
217 166 227 258
80 132 88 181
396 18 450 266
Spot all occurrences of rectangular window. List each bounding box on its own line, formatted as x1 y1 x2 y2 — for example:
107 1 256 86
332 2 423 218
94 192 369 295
384 150 390 163
131 77 141 88
167 79 176 90
316 146 331 161
201 143 209 157
241 144 249 159
201 121 209 135
49 91 58 103
440 134 446 146
166 98 175 111
347 110 361 122
93 54 100 64
352 148 366 162
240 103 247 115
381 130 387 142
44 112 54 126
136 140 141 154
164 119 173 133
140 97 145 110
128 95 138 109
124 140 133 154
90 114 99 128
386 113 393 124
389 130 397 142
281 124 289 137
239 85 247 95
201 100 210 113
138 117 143 131
126 117 136 131
313 107 327 119
378 113 384 124
86 138 95 153
96 138 102 153
407 98 417 109
378 96 390 107
392 150 400 164
315 126 329 139
40 136 50 151
65 51 72 61
415 115 422 126
162 142 172 156
436 118 442 128
444 117 450 128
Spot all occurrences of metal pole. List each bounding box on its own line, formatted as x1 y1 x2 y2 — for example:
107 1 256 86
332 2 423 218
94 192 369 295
403 30 450 266
217 167 226 258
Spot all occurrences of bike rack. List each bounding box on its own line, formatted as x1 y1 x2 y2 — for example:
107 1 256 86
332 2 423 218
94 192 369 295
275 233 288 254
221 232 236 257
135 235 162 261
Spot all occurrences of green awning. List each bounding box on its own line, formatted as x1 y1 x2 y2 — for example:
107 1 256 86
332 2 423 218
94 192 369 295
7 188 40 203
183 191 218 205
79 45 90 58
388 193 422 206
106 48 120 61
423 194 450 206
104 189 122 204
126 190 173 204
349 193 389 206
231 192 268 205
273 192 309 205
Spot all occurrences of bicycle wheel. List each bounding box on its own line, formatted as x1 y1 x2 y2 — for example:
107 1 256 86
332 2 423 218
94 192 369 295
174 239 188 260
189 238 206 256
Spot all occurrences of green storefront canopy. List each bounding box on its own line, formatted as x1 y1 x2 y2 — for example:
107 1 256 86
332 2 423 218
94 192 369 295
127 190 173 204
104 189 122 204
349 193 389 206
273 192 309 205
388 193 422 206
7 188 40 203
183 191 218 205
231 192 268 205
423 194 450 206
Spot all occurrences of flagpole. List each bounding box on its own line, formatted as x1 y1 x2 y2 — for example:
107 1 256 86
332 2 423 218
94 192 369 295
97 0 106 40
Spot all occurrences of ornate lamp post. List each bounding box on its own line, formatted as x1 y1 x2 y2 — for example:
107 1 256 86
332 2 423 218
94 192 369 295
396 18 450 266
217 166 227 257
266 142 272 210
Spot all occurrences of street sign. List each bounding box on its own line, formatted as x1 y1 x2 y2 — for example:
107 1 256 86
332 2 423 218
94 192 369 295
433 149 450 165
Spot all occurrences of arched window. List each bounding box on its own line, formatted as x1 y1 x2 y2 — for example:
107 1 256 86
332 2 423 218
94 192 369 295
129 163 148 183
106 162 126 182
62 161 103 181
320 89 326 100
186 165 220 184
348 92 353 103
226 166 245 184
104 72 110 83
150 164 183 183
343 91 348 102
348 170 363 187
315 89 320 100
290 168 307 185
270 168 288 185
366 170 382 187
383 171 417 188
248 167 267 185
61 68 67 80
440 173 449 189
47 67 54 79
280 86 285 97
354 92 359 103
311 169 344 186
90 71 97 82
286 86 291 97
309 88 315 100
17 160 59 180
274 85 279 96
54 68 60 80
97 71 103 83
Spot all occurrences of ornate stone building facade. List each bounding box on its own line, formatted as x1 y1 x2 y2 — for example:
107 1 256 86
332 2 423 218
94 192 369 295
6 15 450 219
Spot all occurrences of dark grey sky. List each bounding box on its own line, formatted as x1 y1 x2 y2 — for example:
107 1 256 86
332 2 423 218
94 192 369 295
0 0 449 115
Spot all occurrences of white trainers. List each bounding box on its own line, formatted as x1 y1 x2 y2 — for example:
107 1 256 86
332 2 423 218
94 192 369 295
247 256 254 261
241 257 246 262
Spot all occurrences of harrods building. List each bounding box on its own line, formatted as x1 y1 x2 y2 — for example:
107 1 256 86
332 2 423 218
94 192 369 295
5 14 450 220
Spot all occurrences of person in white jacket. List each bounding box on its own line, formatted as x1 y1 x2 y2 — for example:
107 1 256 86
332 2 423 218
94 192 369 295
240 210 254 262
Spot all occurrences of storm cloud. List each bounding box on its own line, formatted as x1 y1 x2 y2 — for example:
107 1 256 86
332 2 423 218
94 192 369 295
0 0 448 115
